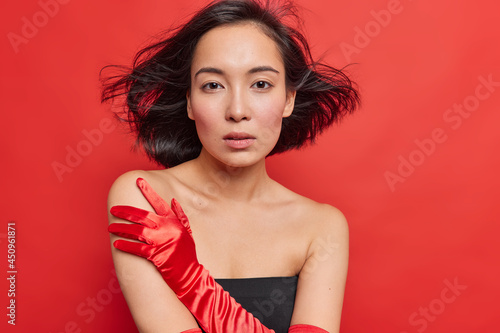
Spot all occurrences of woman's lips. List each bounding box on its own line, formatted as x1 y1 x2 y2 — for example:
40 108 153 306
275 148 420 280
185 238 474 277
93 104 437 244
223 132 256 149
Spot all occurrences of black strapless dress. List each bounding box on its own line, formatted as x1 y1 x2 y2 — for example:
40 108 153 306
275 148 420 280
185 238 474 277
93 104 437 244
200 276 298 333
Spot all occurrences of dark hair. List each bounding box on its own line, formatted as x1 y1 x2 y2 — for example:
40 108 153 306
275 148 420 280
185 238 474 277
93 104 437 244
100 0 360 168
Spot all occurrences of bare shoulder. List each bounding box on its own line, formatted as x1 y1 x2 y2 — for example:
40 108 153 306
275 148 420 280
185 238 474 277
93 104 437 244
308 201 348 238
107 169 179 215
108 170 149 209
276 183 348 240
305 200 349 264
108 169 168 199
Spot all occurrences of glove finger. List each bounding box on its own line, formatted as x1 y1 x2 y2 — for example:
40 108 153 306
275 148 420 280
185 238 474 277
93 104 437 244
136 178 170 217
171 198 193 236
108 222 152 244
113 239 153 260
110 205 158 228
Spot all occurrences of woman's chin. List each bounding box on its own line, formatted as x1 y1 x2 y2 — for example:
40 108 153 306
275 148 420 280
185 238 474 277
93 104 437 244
197 145 274 170
220 156 264 169
212 152 266 169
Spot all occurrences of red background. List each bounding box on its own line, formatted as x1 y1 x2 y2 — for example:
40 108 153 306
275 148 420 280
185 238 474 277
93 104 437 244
1 0 499 332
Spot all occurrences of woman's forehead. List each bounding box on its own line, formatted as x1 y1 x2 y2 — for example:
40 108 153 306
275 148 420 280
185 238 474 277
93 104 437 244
191 23 284 73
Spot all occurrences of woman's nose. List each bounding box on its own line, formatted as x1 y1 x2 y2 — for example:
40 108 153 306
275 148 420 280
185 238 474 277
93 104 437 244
225 89 251 122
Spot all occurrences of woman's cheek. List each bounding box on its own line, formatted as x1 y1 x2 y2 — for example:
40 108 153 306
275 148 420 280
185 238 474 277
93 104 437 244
257 100 287 138
191 106 220 142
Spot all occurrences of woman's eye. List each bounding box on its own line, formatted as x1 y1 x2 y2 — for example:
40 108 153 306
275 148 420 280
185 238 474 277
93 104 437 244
203 82 223 90
252 81 272 89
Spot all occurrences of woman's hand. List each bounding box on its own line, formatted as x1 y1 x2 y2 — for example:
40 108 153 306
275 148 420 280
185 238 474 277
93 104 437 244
108 177 202 296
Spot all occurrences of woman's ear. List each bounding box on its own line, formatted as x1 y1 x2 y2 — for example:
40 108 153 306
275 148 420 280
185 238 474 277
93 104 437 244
186 89 194 120
282 89 296 118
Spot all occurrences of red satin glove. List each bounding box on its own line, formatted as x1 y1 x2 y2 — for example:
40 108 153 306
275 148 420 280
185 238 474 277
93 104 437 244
288 324 329 332
180 324 328 333
108 178 274 333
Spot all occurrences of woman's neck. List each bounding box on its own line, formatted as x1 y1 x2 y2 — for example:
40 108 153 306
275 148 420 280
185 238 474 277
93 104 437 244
187 148 272 202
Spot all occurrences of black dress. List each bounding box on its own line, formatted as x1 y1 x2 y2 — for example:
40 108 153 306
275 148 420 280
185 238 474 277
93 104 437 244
200 276 298 333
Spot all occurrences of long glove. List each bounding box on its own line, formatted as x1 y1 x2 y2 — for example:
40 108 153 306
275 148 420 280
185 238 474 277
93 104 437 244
108 177 274 333
180 324 328 333
288 324 329 332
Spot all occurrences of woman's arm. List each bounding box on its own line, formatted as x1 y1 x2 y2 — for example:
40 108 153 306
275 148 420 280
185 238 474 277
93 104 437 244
108 176 275 333
108 171 199 333
289 204 350 333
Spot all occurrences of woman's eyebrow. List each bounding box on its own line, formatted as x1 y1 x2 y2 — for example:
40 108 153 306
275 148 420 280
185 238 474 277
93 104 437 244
195 67 223 77
248 66 280 74
194 66 280 77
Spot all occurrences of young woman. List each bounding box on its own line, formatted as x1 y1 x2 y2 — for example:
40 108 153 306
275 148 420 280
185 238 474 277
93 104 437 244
101 1 359 332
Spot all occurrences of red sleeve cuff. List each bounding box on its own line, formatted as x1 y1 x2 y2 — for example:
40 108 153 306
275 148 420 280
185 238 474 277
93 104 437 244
289 324 329 333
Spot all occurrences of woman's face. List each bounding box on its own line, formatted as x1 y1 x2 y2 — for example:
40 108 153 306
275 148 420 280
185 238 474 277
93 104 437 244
187 22 296 168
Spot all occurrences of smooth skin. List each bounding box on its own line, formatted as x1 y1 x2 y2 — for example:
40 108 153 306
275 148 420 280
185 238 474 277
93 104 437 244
108 22 348 333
